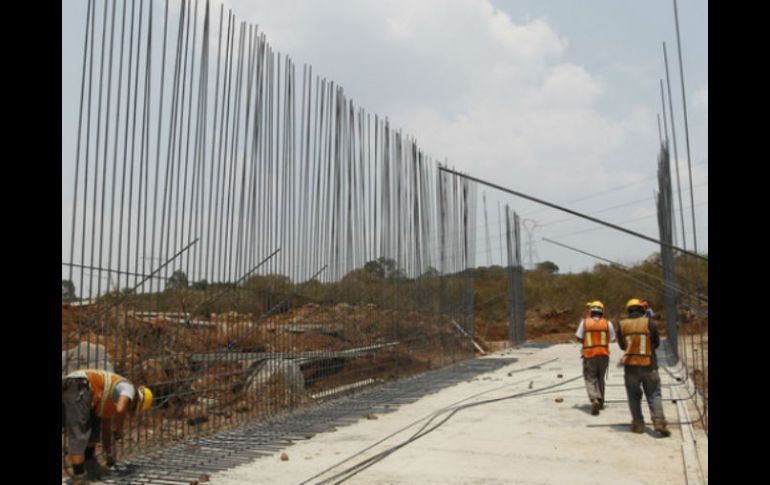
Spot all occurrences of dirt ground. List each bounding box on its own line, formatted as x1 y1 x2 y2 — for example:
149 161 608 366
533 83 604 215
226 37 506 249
475 306 578 348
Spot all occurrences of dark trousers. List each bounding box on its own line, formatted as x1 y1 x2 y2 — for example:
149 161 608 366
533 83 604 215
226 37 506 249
623 366 666 425
62 378 101 456
582 355 609 403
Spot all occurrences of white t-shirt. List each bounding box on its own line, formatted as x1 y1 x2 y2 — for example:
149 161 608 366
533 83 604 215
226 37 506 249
575 318 616 342
66 370 136 402
114 381 136 402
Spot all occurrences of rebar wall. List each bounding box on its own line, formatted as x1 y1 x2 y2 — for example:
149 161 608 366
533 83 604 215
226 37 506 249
656 141 707 433
62 0 478 470
504 206 525 346
655 143 678 361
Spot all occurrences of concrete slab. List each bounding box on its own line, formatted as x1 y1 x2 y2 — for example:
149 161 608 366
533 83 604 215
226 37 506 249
209 342 707 485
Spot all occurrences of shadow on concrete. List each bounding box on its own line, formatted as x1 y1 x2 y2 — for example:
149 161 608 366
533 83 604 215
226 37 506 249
571 404 599 416
520 342 554 350
571 403 613 415
586 422 671 438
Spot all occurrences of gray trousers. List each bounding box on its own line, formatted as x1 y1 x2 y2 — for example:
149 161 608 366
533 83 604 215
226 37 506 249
62 377 101 455
582 355 609 403
624 366 667 425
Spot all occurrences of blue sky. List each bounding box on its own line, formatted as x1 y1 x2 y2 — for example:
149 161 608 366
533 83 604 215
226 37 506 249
62 0 707 276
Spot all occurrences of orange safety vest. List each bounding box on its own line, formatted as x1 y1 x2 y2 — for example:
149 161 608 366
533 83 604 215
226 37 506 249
582 318 610 359
82 369 129 418
620 317 652 366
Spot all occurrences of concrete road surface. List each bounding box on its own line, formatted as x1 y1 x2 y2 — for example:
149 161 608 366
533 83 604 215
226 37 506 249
208 342 708 485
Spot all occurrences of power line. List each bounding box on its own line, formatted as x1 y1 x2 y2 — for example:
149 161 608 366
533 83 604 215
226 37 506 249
539 180 707 228
438 165 707 262
543 200 707 240
517 174 657 218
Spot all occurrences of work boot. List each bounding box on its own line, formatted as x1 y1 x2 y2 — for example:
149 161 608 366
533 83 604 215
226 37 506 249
654 421 672 438
631 420 645 434
84 458 111 480
71 473 88 485
591 399 601 415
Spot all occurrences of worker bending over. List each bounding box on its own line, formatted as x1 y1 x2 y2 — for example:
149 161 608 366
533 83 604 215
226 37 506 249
62 369 153 484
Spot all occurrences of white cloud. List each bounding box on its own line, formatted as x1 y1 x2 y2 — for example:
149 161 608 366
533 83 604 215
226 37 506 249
382 2 436 41
480 7 567 61
693 84 708 114
529 63 603 109
220 0 664 208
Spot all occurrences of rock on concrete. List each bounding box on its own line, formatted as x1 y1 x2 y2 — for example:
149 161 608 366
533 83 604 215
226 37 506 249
246 358 305 396
62 342 114 376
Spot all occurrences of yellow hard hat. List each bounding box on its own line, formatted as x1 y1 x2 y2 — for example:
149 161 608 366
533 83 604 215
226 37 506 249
588 301 604 314
138 386 153 414
626 298 644 311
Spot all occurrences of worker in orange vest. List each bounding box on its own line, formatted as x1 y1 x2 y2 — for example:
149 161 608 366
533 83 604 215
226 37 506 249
617 299 671 437
575 301 615 415
62 369 153 484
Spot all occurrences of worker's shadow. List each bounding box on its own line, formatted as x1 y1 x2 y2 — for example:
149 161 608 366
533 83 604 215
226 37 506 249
583 421 665 438
572 405 663 437
603 424 662 438
572 403 599 416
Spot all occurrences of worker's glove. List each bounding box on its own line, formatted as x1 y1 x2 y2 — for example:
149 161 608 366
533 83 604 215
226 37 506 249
106 454 117 467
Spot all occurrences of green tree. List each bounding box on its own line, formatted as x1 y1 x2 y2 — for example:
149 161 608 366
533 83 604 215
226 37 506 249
535 261 559 274
364 257 401 279
167 270 189 290
419 266 440 279
62 279 77 302
191 279 209 290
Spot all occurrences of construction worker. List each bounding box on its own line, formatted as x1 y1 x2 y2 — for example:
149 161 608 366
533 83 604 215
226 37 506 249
575 301 615 415
62 369 153 484
616 299 671 437
641 300 656 319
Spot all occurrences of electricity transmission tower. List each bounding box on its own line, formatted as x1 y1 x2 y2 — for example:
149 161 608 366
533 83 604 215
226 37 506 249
521 218 541 269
